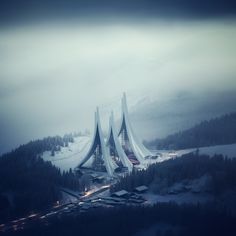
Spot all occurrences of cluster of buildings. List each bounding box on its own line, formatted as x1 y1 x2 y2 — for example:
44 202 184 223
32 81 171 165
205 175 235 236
77 93 155 176
78 185 149 213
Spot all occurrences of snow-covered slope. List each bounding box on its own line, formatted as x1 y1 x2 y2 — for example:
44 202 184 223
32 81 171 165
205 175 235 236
42 136 91 171
155 143 236 163
196 143 236 158
176 143 236 158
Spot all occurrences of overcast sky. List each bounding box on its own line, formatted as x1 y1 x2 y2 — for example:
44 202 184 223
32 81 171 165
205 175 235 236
0 2 236 155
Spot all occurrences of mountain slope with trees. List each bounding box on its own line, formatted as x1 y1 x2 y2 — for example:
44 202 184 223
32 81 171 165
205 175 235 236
111 152 236 196
145 112 236 150
0 135 83 222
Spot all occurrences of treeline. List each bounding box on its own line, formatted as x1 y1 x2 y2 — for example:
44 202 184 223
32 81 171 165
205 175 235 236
9 202 236 236
0 135 83 222
146 112 236 150
14 134 74 157
111 152 236 195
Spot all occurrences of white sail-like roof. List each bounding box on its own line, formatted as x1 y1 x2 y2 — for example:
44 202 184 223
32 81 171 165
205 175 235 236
118 93 153 164
78 108 115 176
107 112 133 172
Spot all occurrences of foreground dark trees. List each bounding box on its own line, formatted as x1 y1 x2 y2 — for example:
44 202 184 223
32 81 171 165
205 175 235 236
0 135 81 222
8 202 236 236
111 152 236 196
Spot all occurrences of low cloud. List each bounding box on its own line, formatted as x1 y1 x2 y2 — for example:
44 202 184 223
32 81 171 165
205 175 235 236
0 18 236 154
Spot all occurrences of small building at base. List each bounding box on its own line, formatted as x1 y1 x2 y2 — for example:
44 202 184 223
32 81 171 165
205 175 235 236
134 185 148 193
111 190 129 198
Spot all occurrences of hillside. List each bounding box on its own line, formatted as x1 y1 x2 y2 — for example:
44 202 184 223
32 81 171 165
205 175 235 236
41 136 90 171
1 112 236 225
0 135 86 222
146 112 236 150
112 152 236 202
10 153 236 236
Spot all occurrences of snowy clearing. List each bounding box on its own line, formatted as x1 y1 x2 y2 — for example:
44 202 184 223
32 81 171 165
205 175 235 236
42 136 91 171
151 143 236 164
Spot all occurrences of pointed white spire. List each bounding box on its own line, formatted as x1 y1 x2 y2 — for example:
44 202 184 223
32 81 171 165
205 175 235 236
119 93 152 164
107 111 133 172
78 108 115 176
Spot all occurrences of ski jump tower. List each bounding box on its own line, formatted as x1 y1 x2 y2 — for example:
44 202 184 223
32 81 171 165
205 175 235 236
78 93 153 176
106 112 133 173
78 108 116 176
118 93 153 165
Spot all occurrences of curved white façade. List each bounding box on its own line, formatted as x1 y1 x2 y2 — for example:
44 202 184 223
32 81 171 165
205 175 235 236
118 93 153 164
106 112 133 173
78 108 115 176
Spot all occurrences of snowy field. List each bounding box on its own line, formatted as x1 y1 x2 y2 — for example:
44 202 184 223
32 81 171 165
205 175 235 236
192 143 236 158
175 143 236 159
42 136 236 172
150 143 236 164
42 136 91 171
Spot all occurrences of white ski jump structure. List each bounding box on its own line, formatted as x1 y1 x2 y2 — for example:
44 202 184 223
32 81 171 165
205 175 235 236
78 93 153 176
78 108 115 176
107 111 133 173
118 93 153 163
